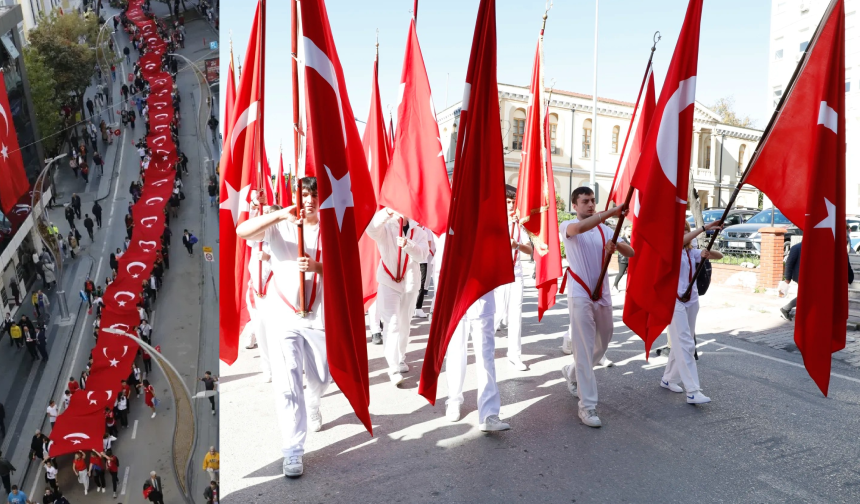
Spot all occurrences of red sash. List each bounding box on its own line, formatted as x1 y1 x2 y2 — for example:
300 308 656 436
247 270 273 310
559 225 606 299
677 249 693 301
272 228 322 314
382 228 414 283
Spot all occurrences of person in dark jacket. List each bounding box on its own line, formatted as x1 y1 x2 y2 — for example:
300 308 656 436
780 241 855 320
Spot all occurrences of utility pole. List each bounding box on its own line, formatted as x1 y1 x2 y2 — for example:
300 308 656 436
590 0 599 200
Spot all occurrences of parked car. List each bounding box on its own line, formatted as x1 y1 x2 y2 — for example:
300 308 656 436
686 208 760 237
848 218 860 239
716 208 802 256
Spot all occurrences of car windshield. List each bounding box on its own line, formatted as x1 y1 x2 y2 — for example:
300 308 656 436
747 209 791 224
686 211 723 224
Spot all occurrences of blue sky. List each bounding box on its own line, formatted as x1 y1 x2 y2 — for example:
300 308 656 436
220 0 772 173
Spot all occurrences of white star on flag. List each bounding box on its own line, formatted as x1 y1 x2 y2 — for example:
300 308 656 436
109 358 119 367
814 197 836 239
117 301 126 307
319 165 354 231
71 440 81 445
219 181 252 226
1 144 7 160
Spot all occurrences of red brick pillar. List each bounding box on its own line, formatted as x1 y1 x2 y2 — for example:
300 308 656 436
757 227 786 289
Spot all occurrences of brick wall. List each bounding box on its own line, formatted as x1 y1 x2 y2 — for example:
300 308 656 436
757 227 786 289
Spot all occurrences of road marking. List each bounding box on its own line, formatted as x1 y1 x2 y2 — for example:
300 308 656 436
131 419 138 439
121 466 129 496
1 358 42 453
28 464 41 498
702 340 860 385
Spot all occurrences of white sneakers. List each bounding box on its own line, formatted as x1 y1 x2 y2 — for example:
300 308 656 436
660 379 683 393
686 391 711 404
561 337 572 355
445 403 461 422
309 409 323 432
414 308 428 318
151 412 156 419
508 358 528 371
578 407 602 428
561 365 578 398
598 356 614 367
390 372 405 386
479 415 511 432
399 361 410 373
283 455 303 478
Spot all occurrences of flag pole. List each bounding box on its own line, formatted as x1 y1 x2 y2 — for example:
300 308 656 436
678 0 832 302
589 33 661 300
254 0 268 298
291 0 308 316
604 31 661 210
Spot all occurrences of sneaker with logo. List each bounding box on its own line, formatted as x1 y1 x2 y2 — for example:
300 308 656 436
283 455 303 478
660 379 683 393
686 391 711 404
578 407 602 428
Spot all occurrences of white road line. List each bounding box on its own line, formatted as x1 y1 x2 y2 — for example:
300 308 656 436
0 363 40 454
703 340 860 385
131 419 139 439
121 466 130 496
28 464 42 498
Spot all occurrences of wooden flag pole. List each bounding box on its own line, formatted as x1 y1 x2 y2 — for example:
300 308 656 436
291 0 307 316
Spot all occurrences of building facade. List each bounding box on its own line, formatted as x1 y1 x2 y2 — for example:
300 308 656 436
767 0 859 214
0 0 84 38
436 83 763 212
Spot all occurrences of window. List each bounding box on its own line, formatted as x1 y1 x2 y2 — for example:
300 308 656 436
738 144 746 174
847 81 852 92
611 125 620 153
800 40 809 51
512 118 525 151
704 143 711 169
774 49 783 60
549 113 559 154
582 119 592 158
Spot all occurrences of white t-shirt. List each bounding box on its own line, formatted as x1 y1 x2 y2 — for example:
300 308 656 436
366 209 429 293
560 219 613 306
264 220 324 330
45 465 58 480
677 248 702 307
507 220 528 278
46 405 58 422
246 241 273 295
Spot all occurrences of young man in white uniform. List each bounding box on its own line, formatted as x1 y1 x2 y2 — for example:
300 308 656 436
245 200 273 382
494 185 533 371
414 224 435 319
559 187 633 427
661 221 722 404
366 208 429 385
436 233 511 432
236 178 330 478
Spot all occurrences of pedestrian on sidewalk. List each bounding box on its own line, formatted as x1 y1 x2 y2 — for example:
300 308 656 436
208 179 218 207
43 459 58 493
0 451 14 494
86 98 95 118
23 327 39 361
204 481 218 504
46 401 58 427
116 393 128 429
81 163 89 184
71 193 82 219
36 325 48 360
84 278 95 308
72 451 89 495
64 206 75 231
67 232 78 259
79 369 88 390
89 450 106 494
3 313 12 344
110 64 116 82
8 281 18 306
69 156 78 179
144 471 165 504
92 201 102 228
143 379 157 418
104 407 118 437
92 150 103 176
207 115 219 144
129 108 136 129
182 230 197 255
0 404 6 438
6 485 27 504
141 349 152 375
57 235 68 259
102 449 120 498
84 215 95 241
202 447 219 482
123 46 130 64
200 372 218 415
100 120 108 146
29 293 40 320
42 262 56 290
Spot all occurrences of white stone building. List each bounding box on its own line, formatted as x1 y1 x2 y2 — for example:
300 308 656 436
767 0 860 215
0 0 84 38
436 83 763 212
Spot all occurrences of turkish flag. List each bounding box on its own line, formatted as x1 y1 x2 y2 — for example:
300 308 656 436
276 150 289 206
608 64 657 225
219 1 262 364
515 37 562 321
624 0 703 355
418 0 513 403
48 412 105 456
379 20 451 236
261 147 274 205
220 50 237 177
301 0 378 433
0 72 30 215
358 51 390 308
742 0 846 396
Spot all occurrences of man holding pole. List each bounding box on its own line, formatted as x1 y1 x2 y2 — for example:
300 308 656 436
559 187 632 427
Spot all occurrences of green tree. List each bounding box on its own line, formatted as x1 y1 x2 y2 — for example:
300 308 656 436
23 47 63 156
710 96 755 128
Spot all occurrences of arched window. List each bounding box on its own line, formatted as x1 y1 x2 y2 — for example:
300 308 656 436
611 125 620 154
738 144 746 174
512 109 526 150
549 113 559 154
582 119 592 159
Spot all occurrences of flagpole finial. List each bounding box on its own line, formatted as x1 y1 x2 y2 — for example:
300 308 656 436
652 31 662 52
375 28 379 56
541 1 553 32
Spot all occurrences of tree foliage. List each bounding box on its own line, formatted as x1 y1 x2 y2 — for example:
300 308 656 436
23 47 63 156
711 96 755 128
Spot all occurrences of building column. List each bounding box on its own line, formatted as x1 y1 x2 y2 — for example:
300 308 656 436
690 128 700 172
709 132 718 172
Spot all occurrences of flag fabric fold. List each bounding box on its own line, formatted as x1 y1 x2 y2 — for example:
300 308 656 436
742 0 846 396
418 0 513 404
0 71 30 215
623 0 703 356
300 0 377 433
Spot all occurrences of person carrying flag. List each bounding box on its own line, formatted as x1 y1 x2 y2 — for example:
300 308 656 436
494 185 533 371
559 187 632 427
236 177 331 478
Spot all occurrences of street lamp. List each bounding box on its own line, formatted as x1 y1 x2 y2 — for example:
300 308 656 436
101 326 201 504
31 154 69 319
167 53 217 174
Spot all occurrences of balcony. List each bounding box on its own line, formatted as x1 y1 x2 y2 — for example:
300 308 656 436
695 167 715 180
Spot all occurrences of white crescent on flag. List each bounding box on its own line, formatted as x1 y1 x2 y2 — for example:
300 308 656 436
140 216 158 227
126 261 147 277
230 100 259 160
138 240 157 252
656 76 697 188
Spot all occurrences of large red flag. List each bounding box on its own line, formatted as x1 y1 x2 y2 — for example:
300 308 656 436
358 49 390 308
276 149 288 206
418 0 512 403
301 0 377 433
261 148 274 205
624 0 703 355
0 71 30 215
379 19 451 236
219 1 262 365
48 412 105 456
514 36 561 321
608 64 656 225
219 47 237 177
742 0 846 396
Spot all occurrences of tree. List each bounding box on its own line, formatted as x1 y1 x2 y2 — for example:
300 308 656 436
710 96 755 128
23 47 63 156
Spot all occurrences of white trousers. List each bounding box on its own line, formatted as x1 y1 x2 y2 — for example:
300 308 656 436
267 325 330 458
493 277 524 360
251 295 271 378
367 298 382 334
662 300 701 393
378 283 419 375
566 297 613 410
445 313 500 423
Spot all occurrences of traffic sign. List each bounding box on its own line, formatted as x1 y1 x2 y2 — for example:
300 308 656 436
210 41 218 50
203 246 214 262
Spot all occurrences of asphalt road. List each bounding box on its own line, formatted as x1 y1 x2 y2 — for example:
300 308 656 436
220 262 860 504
